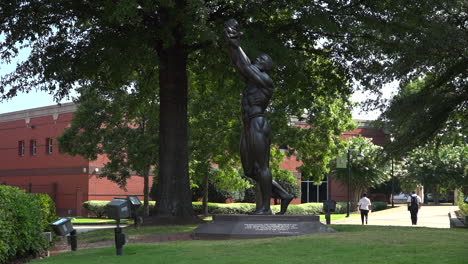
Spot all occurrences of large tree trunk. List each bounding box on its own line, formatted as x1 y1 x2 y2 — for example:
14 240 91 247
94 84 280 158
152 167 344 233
155 44 194 217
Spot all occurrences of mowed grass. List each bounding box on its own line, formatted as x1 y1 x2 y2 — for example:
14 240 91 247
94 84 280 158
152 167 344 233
72 215 348 243
63 225 198 243
319 213 355 221
38 225 468 264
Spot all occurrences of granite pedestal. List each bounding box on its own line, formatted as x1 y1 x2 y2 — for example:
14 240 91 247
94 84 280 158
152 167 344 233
192 215 335 240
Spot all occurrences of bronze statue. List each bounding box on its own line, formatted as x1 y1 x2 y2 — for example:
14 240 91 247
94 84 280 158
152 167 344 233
224 19 293 215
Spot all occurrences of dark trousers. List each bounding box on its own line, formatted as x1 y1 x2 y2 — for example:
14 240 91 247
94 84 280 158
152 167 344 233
410 208 419 225
360 209 369 224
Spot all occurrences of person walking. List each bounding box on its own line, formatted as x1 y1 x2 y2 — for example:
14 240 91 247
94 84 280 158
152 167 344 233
357 193 372 225
407 191 422 225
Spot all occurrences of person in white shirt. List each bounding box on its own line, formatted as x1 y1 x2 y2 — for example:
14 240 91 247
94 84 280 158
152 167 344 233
407 191 422 225
357 193 372 225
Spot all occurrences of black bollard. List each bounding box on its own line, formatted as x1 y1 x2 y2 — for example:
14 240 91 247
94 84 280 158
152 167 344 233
114 220 126 256
69 230 78 251
325 211 331 225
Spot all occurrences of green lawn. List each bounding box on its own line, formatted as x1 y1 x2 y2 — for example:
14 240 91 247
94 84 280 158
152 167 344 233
64 225 198 244
319 213 356 221
39 225 468 264
66 214 352 244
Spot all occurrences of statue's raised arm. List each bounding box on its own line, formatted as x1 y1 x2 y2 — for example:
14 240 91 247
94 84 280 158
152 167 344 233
224 19 273 88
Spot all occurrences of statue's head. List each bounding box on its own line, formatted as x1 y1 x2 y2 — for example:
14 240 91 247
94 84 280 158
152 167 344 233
225 19 238 30
254 54 274 72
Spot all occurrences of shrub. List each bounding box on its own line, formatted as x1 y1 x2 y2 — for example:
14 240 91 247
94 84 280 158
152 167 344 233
31 193 58 231
192 202 349 215
295 203 324 215
0 186 49 264
83 200 354 218
280 202 348 215
83 200 156 218
456 190 468 216
334 202 348 214
83 200 110 218
192 202 256 215
241 178 301 203
371 201 388 211
192 184 246 203
274 179 301 199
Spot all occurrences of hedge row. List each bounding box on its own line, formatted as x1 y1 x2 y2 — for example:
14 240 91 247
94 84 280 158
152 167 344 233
0 186 55 264
371 201 388 212
83 200 157 217
83 200 379 217
456 190 468 216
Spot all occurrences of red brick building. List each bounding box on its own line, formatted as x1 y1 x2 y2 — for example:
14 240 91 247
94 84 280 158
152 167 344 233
0 103 149 216
0 103 387 215
281 119 388 204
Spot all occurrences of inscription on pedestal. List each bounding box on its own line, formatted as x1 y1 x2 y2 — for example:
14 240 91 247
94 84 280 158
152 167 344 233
192 215 335 239
243 223 299 233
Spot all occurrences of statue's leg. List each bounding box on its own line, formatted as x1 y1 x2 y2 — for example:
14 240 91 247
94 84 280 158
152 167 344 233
272 180 293 215
240 132 255 180
248 117 272 215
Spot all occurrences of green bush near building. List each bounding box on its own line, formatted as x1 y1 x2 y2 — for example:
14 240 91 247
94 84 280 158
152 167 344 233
83 200 112 218
0 186 53 264
371 201 388 212
83 200 157 218
31 193 59 231
456 190 468 216
83 200 361 217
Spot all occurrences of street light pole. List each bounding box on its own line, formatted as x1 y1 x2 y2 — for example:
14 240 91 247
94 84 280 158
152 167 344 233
346 149 351 217
391 158 394 208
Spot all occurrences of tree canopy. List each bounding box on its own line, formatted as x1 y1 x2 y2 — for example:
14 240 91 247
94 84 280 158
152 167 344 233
382 75 467 157
2 0 464 217
403 142 467 202
332 137 389 203
57 84 159 215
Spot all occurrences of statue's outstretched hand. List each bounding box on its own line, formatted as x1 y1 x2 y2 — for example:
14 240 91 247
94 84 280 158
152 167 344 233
224 19 241 47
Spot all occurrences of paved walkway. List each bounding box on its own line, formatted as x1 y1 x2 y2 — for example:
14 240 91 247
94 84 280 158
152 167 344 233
74 224 129 234
331 205 459 228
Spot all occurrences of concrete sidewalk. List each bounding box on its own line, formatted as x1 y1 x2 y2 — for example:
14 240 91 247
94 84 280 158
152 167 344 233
331 205 459 228
74 224 129 234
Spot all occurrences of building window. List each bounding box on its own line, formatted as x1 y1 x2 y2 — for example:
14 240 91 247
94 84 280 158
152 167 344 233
18 140 25 156
301 179 328 203
30 140 37 156
46 138 53 154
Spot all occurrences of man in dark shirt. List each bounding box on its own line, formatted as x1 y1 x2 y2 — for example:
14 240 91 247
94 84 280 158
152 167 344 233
407 191 422 225
224 19 293 215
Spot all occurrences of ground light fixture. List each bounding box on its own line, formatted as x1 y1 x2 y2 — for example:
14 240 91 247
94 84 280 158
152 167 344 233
50 218 77 251
106 198 130 256
127 195 143 227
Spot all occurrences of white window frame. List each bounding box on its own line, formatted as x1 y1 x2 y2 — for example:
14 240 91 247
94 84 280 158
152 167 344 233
30 139 37 156
18 140 25 156
46 138 53 154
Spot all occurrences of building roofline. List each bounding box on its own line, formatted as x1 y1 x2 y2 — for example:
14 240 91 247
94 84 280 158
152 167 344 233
0 102 77 123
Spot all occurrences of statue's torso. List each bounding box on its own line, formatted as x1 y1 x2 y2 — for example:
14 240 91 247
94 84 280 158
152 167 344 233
241 84 273 122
